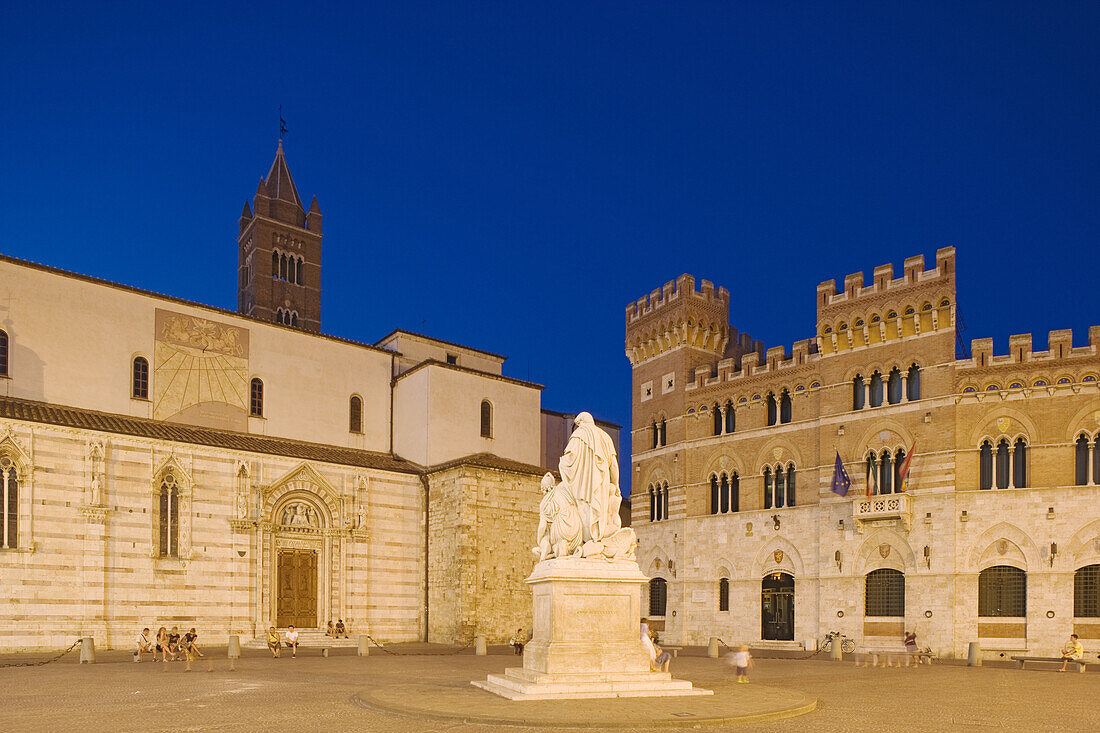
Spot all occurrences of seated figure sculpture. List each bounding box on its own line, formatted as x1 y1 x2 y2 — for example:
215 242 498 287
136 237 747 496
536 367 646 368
532 473 583 561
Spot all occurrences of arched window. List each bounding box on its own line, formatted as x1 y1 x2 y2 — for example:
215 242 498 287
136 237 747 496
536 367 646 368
725 401 735 434
865 569 905 616
1074 564 1100 618
995 438 1010 489
720 473 730 513
132 356 149 399
349 395 363 433
978 566 1026 617
649 577 667 616
907 364 921 400
887 367 902 404
869 371 884 407
1094 435 1100 486
1075 434 1091 486
766 393 777 426
649 485 656 522
879 450 894 494
1012 438 1027 488
866 452 878 494
786 464 795 507
893 448 906 492
730 472 740 513
713 403 722 436
652 422 659 450
290 312 299 327
853 374 865 410
774 465 785 508
271 251 279 278
0 329 8 376
659 419 666 447
158 472 179 557
280 253 288 281
763 467 773 510
662 481 669 519
718 578 730 612
297 257 305 285
480 400 492 438
0 455 18 549
979 440 993 490
710 475 719 515
250 378 264 417
288 256 296 285
779 390 792 424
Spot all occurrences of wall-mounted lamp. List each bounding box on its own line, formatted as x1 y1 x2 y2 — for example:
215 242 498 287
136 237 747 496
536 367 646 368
838 519 845 531
924 412 932 424
1047 507 1055 519
837 425 845 436
923 545 931 569
834 550 842 572
960 510 969 522
1049 542 1058 567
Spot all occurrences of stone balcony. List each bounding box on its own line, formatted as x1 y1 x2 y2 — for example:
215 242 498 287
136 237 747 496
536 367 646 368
853 493 912 533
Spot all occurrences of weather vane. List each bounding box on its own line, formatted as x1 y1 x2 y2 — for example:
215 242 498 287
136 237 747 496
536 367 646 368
279 105 288 138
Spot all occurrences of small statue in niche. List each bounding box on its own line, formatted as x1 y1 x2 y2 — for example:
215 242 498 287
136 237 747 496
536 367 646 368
236 490 249 520
356 503 366 530
90 472 102 506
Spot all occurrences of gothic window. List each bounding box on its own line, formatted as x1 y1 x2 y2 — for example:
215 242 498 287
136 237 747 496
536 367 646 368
158 472 179 557
290 312 299 327
774 465 785 508
887 367 903 404
713 403 722 436
662 481 669 519
280 253 288 281
719 578 730 612
659 419 667 446
1012 438 1028 488
720 473 729 513
725 401 735 433
853 374 865 410
995 438 1010 489
297 257 305 285
132 356 149 399
652 422 659 450
869 371 884 407
893 448 906 492
349 395 363 433
288 256 296 284
865 569 905 617
786 464 795 507
766 393 777 426
978 566 1026 617
250 378 264 417
480 400 493 438
0 329 8 376
1095 435 1100 486
907 364 921 400
979 440 993 490
271 251 278 278
1076 434 1090 485
779 390 792 424
649 485 656 522
879 450 893 494
710 475 719 514
763 467 773 510
649 577 667 616
867 453 878 494
730 473 740 513
0 456 18 549
1075 564 1100 618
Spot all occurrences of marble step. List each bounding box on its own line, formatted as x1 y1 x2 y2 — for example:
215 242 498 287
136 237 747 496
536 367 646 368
472 670 713 700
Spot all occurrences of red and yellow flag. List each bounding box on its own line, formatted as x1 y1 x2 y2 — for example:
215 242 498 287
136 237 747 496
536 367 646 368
897 441 916 492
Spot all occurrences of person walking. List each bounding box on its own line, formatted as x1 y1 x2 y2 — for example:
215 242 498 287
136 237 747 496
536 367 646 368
1059 633 1084 672
728 644 753 683
285 625 299 658
267 626 281 658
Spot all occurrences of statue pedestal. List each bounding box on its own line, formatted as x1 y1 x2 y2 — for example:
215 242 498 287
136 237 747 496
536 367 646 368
472 557 711 699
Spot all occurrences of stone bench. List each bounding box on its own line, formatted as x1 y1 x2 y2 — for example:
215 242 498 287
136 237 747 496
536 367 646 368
857 646 932 667
1010 656 1089 673
661 646 682 658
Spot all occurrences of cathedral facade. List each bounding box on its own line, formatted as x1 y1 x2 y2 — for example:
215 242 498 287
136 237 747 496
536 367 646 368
627 248 1100 659
0 143 564 651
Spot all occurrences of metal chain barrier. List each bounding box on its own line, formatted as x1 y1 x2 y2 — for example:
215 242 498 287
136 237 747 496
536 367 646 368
364 634 476 656
0 639 81 668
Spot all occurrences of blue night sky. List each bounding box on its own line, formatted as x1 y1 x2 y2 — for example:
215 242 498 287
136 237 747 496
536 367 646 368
2 2 1097 496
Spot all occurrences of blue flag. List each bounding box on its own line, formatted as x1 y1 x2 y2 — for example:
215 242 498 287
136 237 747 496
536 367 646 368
830 451 851 496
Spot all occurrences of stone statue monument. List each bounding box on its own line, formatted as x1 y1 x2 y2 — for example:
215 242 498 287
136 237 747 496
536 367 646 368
475 411 708 700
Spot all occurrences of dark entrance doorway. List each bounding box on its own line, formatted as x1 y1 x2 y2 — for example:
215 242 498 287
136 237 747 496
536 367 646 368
277 549 318 628
761 572 794 641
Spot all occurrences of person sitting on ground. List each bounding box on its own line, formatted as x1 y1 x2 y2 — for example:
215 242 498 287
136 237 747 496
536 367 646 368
728 644 753 683
509 628 525 655
134 627 154 662
167 626 182 660
1060 633 1084 672
335 619 348 638
326 620 335 637
640 618 670 672
156 626 170 662
285 625 299 658
267 626 281 658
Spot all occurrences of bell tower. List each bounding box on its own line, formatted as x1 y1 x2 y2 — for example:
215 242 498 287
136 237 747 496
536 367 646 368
237 141 322 332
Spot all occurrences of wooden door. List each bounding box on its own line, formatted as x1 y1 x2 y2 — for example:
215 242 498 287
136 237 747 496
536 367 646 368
276 549 318 628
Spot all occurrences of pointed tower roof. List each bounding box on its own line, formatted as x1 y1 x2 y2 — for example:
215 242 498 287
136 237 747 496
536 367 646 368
308 195 321 213
264 140 303 208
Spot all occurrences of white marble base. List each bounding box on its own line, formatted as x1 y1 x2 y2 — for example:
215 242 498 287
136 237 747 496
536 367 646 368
473 556 711 699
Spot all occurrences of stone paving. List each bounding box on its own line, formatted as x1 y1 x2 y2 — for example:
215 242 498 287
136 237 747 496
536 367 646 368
0 644 1097 732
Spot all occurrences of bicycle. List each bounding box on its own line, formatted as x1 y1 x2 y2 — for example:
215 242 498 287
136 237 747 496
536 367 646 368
820 630 855 654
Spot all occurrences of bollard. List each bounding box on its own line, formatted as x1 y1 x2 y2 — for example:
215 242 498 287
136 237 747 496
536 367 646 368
707 637 719 658
228 635 241 659
79 637 96 664
829 641 842 662
967 641 981 667
322 648 329 658
358 635 369 657
475 635 487 656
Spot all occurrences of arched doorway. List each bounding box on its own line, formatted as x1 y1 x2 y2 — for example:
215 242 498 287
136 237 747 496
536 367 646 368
762 572 794 641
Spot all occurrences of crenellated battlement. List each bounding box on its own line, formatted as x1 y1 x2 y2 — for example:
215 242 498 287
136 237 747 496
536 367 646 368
684 336 820 391
816 247 956 316
964 327 1100 370
625 273 730 325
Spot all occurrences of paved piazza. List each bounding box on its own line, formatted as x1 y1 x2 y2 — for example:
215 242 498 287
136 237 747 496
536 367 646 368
1 645 1096 732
